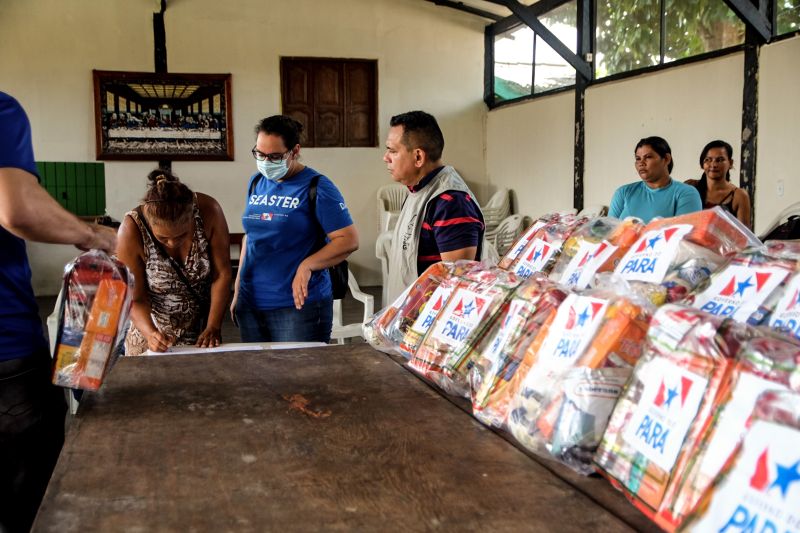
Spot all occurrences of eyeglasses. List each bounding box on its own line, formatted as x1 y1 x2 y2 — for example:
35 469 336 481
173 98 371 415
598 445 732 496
703 157 729 165
252 146 290 163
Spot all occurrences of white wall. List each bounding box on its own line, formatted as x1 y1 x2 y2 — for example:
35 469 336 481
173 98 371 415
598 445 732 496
486 91 575 218
755 35 800 234
0 0 487 294
584 54 744 212
486 54 746 222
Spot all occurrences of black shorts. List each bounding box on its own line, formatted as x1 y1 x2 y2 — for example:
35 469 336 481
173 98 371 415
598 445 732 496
0 348 67 533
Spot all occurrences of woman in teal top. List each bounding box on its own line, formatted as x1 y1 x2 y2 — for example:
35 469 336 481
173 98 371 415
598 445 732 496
608 136 702 223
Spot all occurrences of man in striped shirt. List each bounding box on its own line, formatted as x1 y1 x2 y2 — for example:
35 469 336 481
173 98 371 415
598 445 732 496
383 111 485 300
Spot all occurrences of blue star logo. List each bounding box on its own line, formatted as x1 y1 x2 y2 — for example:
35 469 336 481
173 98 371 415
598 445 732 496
647 234 662 249
532 247 543 262
770 459 800 498
462 301 475 317
663 386 679 408
734 276 754 297
576 307 591 327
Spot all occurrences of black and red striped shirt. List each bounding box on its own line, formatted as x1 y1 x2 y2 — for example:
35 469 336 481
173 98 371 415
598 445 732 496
410 167 484 275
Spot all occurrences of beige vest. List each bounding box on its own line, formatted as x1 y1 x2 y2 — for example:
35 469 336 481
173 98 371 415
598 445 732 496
386 166 486 302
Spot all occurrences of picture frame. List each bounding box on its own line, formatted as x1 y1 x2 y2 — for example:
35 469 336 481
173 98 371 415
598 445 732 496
92 70 234 161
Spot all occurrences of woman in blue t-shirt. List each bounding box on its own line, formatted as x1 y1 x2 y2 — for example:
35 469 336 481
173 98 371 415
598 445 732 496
231 115 358 343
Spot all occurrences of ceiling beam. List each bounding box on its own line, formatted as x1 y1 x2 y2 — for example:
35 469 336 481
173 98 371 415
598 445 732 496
425 0 503 21
493 0 592 80
488 0 572 35
722 0 771 42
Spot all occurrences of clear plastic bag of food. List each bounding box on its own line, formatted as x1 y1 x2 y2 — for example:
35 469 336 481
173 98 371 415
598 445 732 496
752 240 800 339
499 213 587 273
505 216 588 279
469 274 568 426
550 217 645 290
519 367 631 475
614 208 761 304
664 334 800 529
680 390 800 533
507 290 653 473
363 262 471 356
408 266 520 396
52 250 133 391
594 304 753 528
498 213 562 270
685 246 797 326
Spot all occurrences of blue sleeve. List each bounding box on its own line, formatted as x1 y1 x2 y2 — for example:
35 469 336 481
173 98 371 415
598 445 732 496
426 191 483 253
675 184 702 216
0 92 39 178
608 186 625 218
315 175 354 234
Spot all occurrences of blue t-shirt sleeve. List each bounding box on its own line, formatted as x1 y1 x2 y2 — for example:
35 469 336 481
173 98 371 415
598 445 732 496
608 186 625 218
0 93 39 178
315 175 353 234
427 191 483 253
675 184 702 216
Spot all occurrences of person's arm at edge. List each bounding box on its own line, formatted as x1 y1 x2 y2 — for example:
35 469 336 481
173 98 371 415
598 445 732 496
196 194 231 347
608 186 624 219
230 235 246 322
675 183 703 216
733 188 752 229
441 247 479 262
116 215 172 352
292 224 359 309
0 167 116 252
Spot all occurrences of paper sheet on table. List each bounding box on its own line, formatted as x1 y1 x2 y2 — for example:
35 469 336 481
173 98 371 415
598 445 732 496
142 342 328 356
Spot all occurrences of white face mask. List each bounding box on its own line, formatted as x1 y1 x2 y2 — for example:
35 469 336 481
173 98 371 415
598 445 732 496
257 157 290 181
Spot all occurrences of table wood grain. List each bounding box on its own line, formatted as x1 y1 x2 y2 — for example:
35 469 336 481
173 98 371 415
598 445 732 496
34 345 654 532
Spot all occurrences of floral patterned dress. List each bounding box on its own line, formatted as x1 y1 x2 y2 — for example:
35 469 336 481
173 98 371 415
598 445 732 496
124 197 211 355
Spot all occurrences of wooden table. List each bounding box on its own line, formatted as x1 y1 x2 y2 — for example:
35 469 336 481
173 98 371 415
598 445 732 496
34 345 657 532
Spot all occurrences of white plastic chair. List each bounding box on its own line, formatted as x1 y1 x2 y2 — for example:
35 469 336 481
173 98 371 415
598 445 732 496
487 214 524 256
46 289 81 415
375 231 393 307
331 269 375 344
578 204 608 218
377 183 408 233
481 188 511 232
759 200 800 241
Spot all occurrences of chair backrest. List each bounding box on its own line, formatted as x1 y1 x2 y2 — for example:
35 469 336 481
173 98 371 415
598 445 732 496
377 183 408 211
482 188 510 210
377 184 408 232
331 269 375 344
490 214 524 256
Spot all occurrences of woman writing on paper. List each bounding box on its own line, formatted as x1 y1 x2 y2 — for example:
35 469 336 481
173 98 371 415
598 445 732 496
116 170 231 355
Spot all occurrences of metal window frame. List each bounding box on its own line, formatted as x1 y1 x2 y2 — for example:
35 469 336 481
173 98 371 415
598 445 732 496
431 0 792 216
481 0 785 109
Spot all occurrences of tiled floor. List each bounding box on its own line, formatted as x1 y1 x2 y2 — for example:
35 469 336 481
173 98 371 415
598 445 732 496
37 286 382 347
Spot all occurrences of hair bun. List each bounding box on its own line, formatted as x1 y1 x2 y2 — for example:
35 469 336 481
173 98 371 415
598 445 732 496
147 169 179 187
